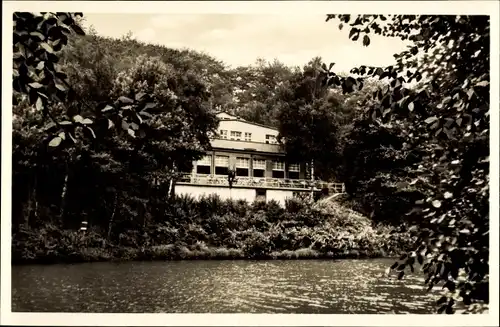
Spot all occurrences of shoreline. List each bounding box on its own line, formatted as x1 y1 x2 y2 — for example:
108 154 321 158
11 244 400 265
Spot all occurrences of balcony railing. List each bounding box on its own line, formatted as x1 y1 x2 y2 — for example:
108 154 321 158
177 173 345 193
210 138 285 154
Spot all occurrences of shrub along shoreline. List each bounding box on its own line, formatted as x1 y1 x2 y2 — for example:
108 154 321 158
12 195 413 265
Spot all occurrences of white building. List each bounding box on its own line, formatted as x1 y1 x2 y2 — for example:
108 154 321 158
176 112 344 205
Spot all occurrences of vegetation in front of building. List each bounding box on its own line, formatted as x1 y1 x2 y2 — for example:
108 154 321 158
12 195 413 264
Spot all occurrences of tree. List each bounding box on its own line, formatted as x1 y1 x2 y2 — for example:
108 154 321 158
324 14 490 313
276 58 342 181
12 12 218 240
226 59 299 127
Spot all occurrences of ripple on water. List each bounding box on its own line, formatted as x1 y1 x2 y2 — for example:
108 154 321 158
12 259 436 313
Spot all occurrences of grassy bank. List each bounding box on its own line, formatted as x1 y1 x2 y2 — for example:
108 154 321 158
12 195 413 264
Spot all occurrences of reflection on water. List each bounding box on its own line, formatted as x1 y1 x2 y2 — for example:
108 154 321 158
12 258 437 313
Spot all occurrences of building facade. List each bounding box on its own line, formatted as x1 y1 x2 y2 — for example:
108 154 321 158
176 112 344 205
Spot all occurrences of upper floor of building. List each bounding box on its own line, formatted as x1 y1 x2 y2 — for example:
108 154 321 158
214 112 279 145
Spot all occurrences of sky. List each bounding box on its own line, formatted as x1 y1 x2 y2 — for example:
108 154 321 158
83 13 410 72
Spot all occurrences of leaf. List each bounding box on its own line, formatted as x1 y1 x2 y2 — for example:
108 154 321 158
135 113 143 124
397 271 404 280
71 24 85 35
58 132 66 140
108 119 114 129
44 122 57 131
417 254 423 265
444 280 456 292
36 97 43 111
436 296 447 306
30 31 45 40
118 96 134 104
437 304 446 314
467 88 474 99
432 200 442 208
444 192 453 199
445 304 454 315
86 126 96 138
408 102 414 112
29 82 44 89
48 136 62 147
128 129 135 137
55 84 66 91
425 116 438 124
73 115 83 123
349 28 359 40
143 102 156 110
37 91 49 99
40 42 53 53
362 34 371 47
390 261 398 270
68 132 77 143
135 92 146 101
59 120 72 125
396 264 406 271
338 23 343 30
475 80 489 87
102 105 114 113
81 118 93 125
56 71 67 80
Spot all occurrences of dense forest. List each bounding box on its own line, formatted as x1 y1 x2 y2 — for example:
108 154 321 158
12 13 489 313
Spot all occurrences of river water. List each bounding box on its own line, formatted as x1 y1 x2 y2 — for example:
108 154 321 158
12 258 438 313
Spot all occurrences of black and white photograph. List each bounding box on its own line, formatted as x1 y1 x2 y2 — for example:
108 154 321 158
1 1 499 326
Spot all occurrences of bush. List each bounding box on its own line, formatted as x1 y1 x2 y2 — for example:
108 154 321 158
12 195 411 263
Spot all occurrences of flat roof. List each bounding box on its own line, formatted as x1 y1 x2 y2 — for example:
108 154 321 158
215 111 278 131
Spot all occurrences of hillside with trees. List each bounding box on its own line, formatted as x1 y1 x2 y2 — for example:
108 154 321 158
11 12 489 314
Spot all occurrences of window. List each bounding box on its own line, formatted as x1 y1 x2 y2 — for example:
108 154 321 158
266 134 277 144
253 159 266 169
219 130 228 139
215 155 229 175
272 161 285 170
236 157 250 168
253 159 266 178
288 163 300 179
244 132 252 141
198 155 212 166
196 155 211 174
272 160 284 179
235 158 249 177
230 131 242 140
215 155 229 167
289 163 300 172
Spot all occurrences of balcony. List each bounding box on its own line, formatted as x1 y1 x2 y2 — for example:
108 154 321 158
210 138 285 154
177 173 345 193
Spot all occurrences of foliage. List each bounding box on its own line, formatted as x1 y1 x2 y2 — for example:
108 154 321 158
12 12 218 238
12 195 412 264
325 14 490 313
276 58 343 180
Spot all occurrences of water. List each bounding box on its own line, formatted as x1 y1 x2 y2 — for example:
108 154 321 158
12 258 438 313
